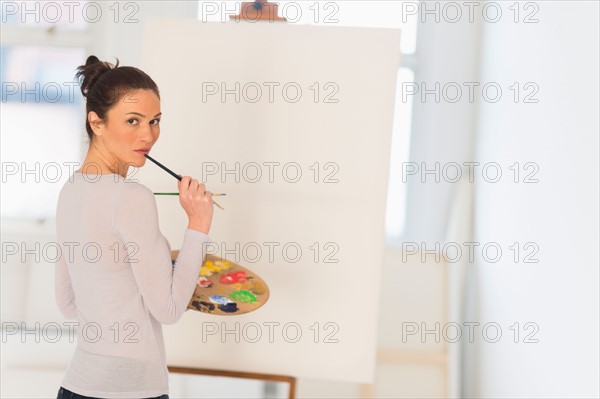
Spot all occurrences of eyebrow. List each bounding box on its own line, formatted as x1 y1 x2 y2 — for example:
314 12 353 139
126 112 162 118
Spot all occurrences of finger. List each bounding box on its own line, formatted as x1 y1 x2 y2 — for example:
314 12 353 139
179 176 191 190
188 179 199 191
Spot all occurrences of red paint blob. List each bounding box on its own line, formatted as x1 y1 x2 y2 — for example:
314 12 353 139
220 271 248 284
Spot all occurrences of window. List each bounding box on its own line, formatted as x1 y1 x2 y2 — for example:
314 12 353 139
1 0 91 30
0 1 91 220
386 67 415 238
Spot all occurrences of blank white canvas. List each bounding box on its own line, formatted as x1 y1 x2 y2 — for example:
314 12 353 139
139 18 400 383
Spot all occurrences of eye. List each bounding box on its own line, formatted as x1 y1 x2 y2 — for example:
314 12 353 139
127 118 138 125
150 118 161 125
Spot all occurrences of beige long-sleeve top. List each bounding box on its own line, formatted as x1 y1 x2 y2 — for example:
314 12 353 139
54 172 209 398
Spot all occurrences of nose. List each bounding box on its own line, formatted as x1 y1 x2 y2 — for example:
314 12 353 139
139 123 155 145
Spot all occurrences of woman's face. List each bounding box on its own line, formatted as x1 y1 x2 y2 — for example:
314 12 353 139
89 89 161 172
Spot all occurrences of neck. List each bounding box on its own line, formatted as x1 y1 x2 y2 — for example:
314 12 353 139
77 141 129 177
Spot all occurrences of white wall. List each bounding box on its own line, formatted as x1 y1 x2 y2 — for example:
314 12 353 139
469 1 599 397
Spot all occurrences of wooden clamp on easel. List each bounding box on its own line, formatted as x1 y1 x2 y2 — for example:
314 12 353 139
229 0 287 22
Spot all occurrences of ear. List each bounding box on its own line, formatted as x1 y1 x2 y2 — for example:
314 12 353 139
88 111 104 136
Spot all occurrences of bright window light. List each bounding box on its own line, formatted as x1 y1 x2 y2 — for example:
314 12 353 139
385 67 414 239
0 45 86 220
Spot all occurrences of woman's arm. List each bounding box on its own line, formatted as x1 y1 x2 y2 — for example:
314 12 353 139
113 183 209 325
54 251 78 320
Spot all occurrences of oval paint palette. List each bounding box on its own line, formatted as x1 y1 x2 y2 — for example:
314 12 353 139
171 251 269 316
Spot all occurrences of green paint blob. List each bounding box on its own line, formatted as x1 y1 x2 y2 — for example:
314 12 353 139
229 290 257 303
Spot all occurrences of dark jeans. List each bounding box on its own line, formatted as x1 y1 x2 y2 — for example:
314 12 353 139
57 386 169 399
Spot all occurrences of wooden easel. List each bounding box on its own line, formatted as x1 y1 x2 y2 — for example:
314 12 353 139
167 366 296 399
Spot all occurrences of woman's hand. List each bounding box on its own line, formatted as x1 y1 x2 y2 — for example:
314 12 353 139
177 176 214 235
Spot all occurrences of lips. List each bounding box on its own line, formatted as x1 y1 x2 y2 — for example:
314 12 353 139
135 149 150 155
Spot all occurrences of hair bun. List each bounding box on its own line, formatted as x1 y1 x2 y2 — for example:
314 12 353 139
76 55 120 97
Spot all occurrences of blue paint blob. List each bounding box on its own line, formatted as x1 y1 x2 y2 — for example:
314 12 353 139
209 295 231 305
218 302 239 313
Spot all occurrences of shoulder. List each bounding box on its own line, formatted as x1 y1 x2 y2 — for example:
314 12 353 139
111 180 160 234
113 180 157 211
119 180 154 197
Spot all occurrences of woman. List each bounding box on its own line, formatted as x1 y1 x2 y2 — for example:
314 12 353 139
54 55 214 399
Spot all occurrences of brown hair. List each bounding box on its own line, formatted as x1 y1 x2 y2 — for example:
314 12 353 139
75 55 160 142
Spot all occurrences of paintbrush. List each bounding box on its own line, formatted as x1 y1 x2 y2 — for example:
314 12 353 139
144 154 225 210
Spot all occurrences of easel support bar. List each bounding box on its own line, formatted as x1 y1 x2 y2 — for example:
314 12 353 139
167 365 297 399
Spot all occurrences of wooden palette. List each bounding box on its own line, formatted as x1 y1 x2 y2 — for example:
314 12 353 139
171 251 270 316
